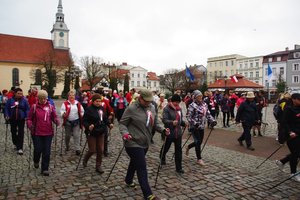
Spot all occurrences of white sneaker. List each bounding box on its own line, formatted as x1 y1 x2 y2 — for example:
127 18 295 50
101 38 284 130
18 149 23 155
291 173 300 182
275 160 284 171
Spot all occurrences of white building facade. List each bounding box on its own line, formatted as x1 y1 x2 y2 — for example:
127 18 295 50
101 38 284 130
236 56 264 85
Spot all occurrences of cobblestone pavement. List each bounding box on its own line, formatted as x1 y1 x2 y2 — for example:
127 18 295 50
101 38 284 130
0 103 299 200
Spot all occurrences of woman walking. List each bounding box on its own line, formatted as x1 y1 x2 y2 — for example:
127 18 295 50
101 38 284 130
60 90 84 155
186 90 216 166
119 89 169 200
26 90 59 176
82 93 114 174
220 93 231 128
114 92 128 122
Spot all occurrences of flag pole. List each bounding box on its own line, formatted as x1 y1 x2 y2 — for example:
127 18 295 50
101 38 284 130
264 82 269 124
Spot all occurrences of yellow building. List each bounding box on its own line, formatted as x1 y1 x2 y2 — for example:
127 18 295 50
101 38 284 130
206 54 246 84
0 0 72 96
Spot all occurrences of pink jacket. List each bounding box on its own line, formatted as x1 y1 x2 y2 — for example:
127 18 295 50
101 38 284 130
27 102 59 136
236 97 246 109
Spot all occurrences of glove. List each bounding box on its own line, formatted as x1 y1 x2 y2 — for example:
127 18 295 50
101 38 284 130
212 121 217 126
30 125 34 130
55 120 60 126
123 134 131 141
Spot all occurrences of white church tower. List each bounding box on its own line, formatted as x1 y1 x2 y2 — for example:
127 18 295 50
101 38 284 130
51 0 69 49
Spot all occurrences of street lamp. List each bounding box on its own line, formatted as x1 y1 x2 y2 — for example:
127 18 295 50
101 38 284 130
224 75 227 93
66 66 80 89
146 75 150 89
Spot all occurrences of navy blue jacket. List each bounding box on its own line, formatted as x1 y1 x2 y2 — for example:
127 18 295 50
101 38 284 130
5 96 29 120
235 99 259 126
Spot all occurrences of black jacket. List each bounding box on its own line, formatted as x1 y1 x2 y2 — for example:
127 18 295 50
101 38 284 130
282 104 300 137
235 99 259 126
82 104 111 136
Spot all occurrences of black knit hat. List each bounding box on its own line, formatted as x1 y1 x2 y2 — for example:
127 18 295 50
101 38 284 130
171 94 181 102
291 93 300 100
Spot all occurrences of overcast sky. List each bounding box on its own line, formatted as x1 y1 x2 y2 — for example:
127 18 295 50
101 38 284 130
1 0 299 75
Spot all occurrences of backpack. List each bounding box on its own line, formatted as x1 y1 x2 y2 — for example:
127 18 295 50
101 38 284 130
273 102 280 120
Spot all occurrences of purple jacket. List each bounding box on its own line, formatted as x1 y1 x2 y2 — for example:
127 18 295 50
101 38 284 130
220 98 231 112
27 101 59 136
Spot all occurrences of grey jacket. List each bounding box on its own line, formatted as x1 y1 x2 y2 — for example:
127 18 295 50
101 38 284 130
162 103 186 138
119 99 165 149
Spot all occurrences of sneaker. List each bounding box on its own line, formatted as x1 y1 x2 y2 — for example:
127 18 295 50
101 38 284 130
227 124 230 127
65 147 70 151
258 132 263 137
275 160 284 171
42 171 49 176
161 160 166 165
176 169 184 173
18 149 23 155
147 195 157 200
125 182 137 190
34 163 39 169
82 159 87 167
76 150 81 156
291 173 300 182
237 138 244 146
104 152 109 157
197 159 205 166
247 146 255 151
96 168 104 174
253 132 257 137
185 145 189 156
222 126 226 128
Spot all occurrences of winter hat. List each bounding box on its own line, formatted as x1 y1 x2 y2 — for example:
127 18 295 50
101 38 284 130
246 92 255 98
140 89 153 101
171 94 181 102
113 90 117 93
133 93 140 99
193 90 202 99
37 90 48 98
291 93 300 100
2 89 8 94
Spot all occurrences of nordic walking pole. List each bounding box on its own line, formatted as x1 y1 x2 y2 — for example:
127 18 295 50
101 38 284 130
60 127 64 156
154 136 168 188
5 122 8 151
106 144 125 182
200 124 215 153
80 129 83 146
270 171 300 190
256 138 290 169
54 121 58 168
76 137 88 170
28 124 33 170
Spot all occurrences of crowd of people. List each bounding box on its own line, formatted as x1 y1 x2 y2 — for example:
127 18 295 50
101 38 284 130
1 85 300 199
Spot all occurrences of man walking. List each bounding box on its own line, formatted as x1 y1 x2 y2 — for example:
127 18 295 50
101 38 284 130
235 92 260 150
252 90 266 137
5 88 30 154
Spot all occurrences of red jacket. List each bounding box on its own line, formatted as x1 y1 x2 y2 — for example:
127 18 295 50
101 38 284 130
28 92 38 107
229 94 239 107
7 91 14 99
62 101 84 129
126 92 134 104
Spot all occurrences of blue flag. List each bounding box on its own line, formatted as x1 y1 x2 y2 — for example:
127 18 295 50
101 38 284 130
267 63 273 83
186 66 194 82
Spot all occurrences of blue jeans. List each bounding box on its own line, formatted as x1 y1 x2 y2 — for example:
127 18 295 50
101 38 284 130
125 147 151 200
239 123 252 146
32 134 53 172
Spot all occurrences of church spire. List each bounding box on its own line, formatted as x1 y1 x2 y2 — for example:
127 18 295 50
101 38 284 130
51 0 69 49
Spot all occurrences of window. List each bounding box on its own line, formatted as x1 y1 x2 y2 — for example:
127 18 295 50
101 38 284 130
12 68 19 87
245 63 248 68
272 80 276 87
244 72 248 78
214 71 217 77
268 58 272 62
154 82 157 87
226 61 228 66
250 63 253 68
215 63 217 67
137 81 140 87
231 70 234 75
256 62 259 67
143 74 146 78
293 75 299 83
231 60 234 66
138 73 140 78
149 81 151 87
280 67 284 75
131 81 134 86
265 68 268 76
132 73 134 77
294 52 300 58
219 71 223 76
219 62 223 67
272 68 276 76
59 39 64 47
250 72 253 78
255 81 259 84
240 64 243 68
293 63 299 71
277 57 281 62
36 69 42 84
256 71 259 77
225 70 228 76
209 72 212 77
210 63 212 68
239 72 243 75
143 81 146 86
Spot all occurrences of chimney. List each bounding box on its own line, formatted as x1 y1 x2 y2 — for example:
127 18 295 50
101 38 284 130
285 47 289 51
122 62 127 66
295 44 300 50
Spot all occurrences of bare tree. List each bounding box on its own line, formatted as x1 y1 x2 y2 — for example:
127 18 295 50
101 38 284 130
161 69 185 94
30 50 68 97
81 56 105 91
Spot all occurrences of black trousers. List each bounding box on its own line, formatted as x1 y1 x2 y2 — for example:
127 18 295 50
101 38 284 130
10 119 25 150
188 129 204 160
208 110 216 127
230 105 235 119
160 136 182 170
287 137 300 173
116 108 125 122
222 111 230 126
